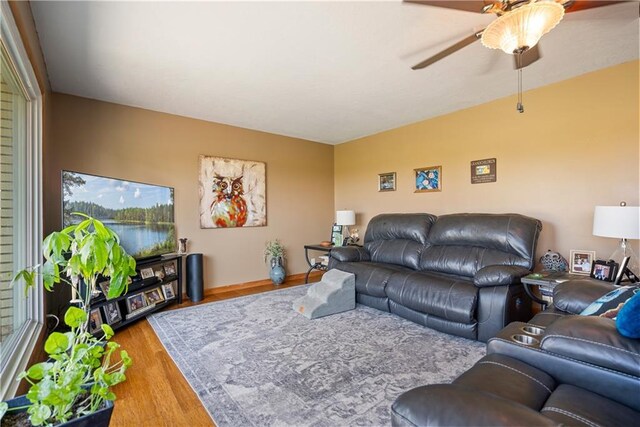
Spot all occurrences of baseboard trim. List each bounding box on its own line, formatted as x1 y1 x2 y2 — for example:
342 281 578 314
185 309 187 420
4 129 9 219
183 271 323 300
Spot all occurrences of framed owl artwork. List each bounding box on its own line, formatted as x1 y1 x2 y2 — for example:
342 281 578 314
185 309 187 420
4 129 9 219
199 155 267 228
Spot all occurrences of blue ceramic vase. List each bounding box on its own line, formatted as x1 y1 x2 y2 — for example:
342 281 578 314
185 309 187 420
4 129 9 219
269 257 285 285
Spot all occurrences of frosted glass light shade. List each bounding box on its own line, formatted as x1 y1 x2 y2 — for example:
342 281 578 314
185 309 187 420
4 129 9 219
336 210 356 226
481 1 565 54
593 206 640 239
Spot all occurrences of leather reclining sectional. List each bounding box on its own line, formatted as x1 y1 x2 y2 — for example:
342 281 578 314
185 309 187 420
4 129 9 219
391 279 640 426
328 213 542 341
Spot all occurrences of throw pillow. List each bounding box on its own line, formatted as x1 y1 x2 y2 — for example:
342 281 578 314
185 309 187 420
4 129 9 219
616 291 640 339
579 285 640 318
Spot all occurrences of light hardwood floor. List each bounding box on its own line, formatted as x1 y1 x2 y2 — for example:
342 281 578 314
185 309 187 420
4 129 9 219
110 275 318 427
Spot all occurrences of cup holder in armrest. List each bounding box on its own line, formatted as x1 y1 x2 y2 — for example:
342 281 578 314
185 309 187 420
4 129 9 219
511 334 540 346
521 325 545 336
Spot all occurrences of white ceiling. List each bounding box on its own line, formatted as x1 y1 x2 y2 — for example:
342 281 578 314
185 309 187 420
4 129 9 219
32 1 639 144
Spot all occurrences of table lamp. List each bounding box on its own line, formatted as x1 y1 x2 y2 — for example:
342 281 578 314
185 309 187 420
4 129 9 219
593 202 640 278
336 210 356 246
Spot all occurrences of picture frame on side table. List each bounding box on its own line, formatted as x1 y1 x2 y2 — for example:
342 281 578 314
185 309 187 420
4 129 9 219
331 224 343 247
89 308 103 334
570 250 596 275
378 172 396 192
414 165 442 193
590 259 619 282
103 301 122 325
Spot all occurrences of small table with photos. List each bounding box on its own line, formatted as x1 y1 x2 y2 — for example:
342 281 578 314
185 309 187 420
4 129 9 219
304 244 332 284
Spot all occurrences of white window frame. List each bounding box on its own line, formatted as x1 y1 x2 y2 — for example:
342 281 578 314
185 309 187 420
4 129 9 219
0 0 43 400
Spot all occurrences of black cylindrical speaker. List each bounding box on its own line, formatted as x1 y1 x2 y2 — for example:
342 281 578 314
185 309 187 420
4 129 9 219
186 253 204 302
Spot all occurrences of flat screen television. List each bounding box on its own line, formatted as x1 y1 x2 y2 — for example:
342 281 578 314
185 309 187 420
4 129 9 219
62 170 176 260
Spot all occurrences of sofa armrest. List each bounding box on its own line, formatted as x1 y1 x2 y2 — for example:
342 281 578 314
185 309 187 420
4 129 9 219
553 280 615 314
541 316 640 377
329 246 370 263
391 384 559 427
473 265 531 287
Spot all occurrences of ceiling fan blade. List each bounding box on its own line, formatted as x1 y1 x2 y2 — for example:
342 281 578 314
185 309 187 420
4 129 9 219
564 1 627 13
403 1 490 14
412 31 482 70
513 44 541 69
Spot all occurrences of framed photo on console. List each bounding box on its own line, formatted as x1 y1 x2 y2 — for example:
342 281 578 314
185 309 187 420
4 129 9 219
162 282 176 300
570 250 596 275
89 308 103 334
126 293 147 313
140 268 155 280
164 262 176 276
145 287 165 305
590 259 618 282
103 301 122 325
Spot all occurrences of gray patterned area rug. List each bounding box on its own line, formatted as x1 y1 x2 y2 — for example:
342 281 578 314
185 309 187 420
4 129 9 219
148 285 485 427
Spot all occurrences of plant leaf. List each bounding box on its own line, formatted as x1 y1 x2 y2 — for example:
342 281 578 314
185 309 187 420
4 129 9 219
0 402 8 419
27 403 51 426
44 332 70 355
25 362 53 380
101 323 114 339
63 306 87 328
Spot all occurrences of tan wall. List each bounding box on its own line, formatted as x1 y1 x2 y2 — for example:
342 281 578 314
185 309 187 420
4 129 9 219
335 61 640 266
46 93 334 288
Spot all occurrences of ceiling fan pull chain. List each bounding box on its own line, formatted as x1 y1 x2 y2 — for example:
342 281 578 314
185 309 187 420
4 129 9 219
516 54 524 113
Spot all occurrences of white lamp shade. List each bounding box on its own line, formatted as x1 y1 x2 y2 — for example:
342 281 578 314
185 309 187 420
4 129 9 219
336 210 356 226
593 206 640 239
481 1 564 54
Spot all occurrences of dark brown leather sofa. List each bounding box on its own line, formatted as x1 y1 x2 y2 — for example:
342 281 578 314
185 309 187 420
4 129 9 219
329 212 542 341
391 280 640 426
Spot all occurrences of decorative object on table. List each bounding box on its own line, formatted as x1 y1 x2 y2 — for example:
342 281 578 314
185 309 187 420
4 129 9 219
154 267 166 280
89 307 104 334
319 240 332 247
293 270 356 319
414 165 442 192
4 215 135 426
199 155 266 229
140 267 155 279
346 228 360 246
335 210 356 246
103 301 122 325
569 250 596 275
331 224 343 247
178 237 188 254
539 249 569 272
590 259 619 282
264 239 286 285
593 202 640 278
470 158 497 184
378 172 396 192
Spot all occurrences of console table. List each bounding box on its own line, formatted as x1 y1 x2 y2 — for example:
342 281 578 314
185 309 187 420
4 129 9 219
304 244 332 283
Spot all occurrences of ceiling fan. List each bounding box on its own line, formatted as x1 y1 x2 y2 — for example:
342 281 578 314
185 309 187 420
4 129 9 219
407 0 627 112
407 0 626 71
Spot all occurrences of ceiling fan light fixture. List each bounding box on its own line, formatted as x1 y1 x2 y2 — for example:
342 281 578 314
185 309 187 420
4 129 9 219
481 1 565 54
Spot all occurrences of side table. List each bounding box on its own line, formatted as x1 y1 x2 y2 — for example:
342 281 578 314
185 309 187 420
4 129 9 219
521 271 582 310
304 244 332 284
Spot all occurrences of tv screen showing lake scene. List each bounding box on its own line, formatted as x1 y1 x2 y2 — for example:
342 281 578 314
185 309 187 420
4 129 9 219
62 171 176 259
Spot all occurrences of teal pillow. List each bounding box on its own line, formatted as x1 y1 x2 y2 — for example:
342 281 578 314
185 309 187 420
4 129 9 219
617 291 640 339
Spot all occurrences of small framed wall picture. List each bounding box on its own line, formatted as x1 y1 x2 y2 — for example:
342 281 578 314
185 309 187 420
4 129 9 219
570 250 596 275
89 308 103 334
145 287 165 305
103 301 122 325
126 293 147 313
162 282 176 300
378 172 396 192
140 267 155 279
414 165 442 193
470 158 497 184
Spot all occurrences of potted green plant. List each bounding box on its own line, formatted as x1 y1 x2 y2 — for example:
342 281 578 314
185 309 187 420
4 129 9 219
264 240 286 285
0 214 137 426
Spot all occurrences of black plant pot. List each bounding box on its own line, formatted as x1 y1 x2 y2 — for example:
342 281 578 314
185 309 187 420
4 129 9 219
3 394 114 427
